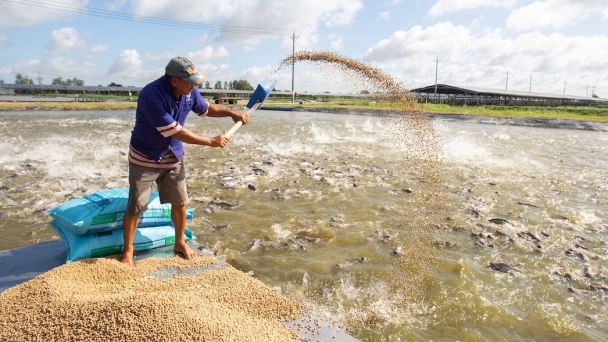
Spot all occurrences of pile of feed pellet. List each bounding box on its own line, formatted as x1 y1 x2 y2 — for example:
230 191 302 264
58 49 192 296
0 256 303 341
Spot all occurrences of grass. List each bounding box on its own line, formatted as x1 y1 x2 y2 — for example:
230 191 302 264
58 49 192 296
2 96 608 123
0 101 137 111
264 98 608 123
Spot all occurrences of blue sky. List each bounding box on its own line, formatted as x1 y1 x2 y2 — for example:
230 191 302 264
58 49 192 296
0 0 607 97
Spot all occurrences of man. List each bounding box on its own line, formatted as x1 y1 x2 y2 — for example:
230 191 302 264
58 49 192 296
120 56 248 266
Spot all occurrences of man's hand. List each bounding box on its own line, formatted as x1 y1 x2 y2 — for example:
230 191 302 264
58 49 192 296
231 111 249 125
209 134 229 148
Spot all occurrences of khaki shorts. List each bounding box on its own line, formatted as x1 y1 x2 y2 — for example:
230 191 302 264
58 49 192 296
126 161 189 216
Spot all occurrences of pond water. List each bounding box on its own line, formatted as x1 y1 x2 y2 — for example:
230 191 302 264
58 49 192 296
0 109 606 341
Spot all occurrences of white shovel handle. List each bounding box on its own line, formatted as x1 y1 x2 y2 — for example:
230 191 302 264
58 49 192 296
224 102 262 138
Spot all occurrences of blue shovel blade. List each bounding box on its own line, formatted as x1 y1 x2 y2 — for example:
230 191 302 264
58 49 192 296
246 80 276 109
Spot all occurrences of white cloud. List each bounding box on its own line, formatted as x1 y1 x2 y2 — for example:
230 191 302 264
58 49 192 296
130 0 363 49
0 32 9 45
0 0 87 28
507 0 608 31
103 0 128 11
90 44 108 54
428 0 517 17
143 52 176 62
186 47 230 64
364 22 608 94
107 49 142 75
329 34 343 49
83 44 109 61
44 27 86 56
379 12 391 21
365 22 472 62
10 58 98 82
82 43 109 61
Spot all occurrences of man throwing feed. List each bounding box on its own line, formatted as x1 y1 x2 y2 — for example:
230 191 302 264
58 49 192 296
120 56 248 266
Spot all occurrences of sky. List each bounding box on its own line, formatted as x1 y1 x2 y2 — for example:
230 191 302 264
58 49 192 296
0 0 607 97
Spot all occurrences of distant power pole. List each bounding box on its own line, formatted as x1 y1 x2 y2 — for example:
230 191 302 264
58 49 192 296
291 31 299 103
563 81 566 95
433 57 441 94
505 71 509 91
592 86 596 97
37 73 43 95
529 74 532 92
586 85 589 97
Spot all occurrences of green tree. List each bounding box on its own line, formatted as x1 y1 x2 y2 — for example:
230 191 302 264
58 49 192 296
360 90 370 94
53 77 84 86
70 78 84 86
224 81 228 90
52 77 64 85
108 82 123 87
15 74 34 84
204 80 211 89
214 81 222 89
232 79 254 90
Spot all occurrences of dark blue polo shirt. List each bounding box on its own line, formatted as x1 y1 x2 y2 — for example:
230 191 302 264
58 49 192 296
130 76 209 163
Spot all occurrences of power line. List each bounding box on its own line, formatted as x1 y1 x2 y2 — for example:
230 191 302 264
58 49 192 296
0 0 293 36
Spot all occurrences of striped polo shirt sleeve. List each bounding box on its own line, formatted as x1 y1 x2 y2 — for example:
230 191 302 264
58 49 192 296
192 89 210 117
156 121 182 137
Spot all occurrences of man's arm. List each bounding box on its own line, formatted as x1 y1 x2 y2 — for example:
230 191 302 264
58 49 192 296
205 104 249 124
172 127 228 147
173 104 249 148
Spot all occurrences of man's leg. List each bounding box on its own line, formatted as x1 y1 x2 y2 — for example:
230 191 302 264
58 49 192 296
171 204 197 259
157 159 197 260
121 164 157 266
119 213 139 266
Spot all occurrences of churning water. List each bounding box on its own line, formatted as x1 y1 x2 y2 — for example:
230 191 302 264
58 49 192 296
0 109 607 341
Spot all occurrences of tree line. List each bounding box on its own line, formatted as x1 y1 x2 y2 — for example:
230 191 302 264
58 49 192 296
201 79 254 91
12 74 86 86
9 74 255 91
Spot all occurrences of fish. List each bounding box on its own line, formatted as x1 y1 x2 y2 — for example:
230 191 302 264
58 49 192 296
319 287 333 295
518 231 542 242
589 284 608 292
489 262 518 273
495 229 508 236
568 287 588 295
247 239 261 252
210 197 239 210
549 213 570 221
295 236 321 244
565 248 589 263
393 246 406 256
489 218 511 225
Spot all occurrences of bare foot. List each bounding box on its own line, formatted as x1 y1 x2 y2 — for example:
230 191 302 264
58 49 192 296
119 249 134 267
174 241 197 260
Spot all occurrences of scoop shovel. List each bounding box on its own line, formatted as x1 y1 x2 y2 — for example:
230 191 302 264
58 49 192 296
224 80 276 138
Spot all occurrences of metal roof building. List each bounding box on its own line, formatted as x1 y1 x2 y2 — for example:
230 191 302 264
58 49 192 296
410 84 606 106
